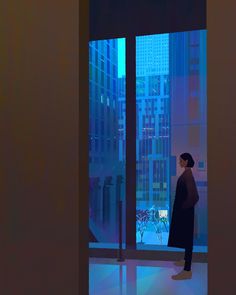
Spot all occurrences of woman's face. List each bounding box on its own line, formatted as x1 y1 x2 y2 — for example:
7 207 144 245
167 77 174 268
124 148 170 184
179 157 188 168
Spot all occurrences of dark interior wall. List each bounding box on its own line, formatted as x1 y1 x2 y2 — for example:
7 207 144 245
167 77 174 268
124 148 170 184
0 1 80 294
90 0 206 39
208 0 236 293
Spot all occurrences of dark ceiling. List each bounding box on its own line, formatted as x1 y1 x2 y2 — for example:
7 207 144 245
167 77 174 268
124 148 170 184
90 0 206 40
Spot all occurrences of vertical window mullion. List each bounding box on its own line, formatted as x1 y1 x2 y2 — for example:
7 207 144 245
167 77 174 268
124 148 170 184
126 36 136 249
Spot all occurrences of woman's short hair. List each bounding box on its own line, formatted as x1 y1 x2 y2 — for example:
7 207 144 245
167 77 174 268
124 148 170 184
180 153 195 168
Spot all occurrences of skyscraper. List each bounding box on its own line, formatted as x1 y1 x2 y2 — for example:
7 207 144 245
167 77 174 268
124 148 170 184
89 39 124 243
169 30 207 245
118 34 171 216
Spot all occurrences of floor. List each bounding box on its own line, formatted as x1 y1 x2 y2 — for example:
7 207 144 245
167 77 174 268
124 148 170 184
89 258 207 295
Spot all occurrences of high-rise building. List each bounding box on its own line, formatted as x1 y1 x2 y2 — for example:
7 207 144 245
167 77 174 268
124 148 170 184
117 32 207 246
118 34 171 215
136 34 169 76
90 32 207 246
89 39 124 242
169 30 207 245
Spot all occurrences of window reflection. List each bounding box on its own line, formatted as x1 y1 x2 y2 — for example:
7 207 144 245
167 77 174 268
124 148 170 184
135 30 207 246
89 39 126 246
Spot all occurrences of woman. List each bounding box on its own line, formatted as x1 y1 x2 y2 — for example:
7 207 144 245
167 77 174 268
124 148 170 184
168 153 199 280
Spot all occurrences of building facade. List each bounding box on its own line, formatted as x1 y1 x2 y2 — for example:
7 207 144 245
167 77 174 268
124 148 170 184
89 39 125 243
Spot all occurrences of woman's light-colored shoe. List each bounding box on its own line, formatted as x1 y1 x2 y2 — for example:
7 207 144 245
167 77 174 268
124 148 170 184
174 259 185 266
171 270 192 280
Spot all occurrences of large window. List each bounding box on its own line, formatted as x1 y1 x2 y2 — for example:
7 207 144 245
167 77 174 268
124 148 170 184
89 30 207 250
135 30 207 248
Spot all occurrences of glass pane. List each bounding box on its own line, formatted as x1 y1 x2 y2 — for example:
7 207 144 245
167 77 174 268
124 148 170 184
170 30 207 248
89 38 126 248
136 30 207 248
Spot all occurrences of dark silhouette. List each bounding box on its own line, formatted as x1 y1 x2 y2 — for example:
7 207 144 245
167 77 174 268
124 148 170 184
168 153 199 280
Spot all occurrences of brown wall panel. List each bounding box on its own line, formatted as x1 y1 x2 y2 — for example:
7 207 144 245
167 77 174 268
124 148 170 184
208 0 236 293
0 1 81 294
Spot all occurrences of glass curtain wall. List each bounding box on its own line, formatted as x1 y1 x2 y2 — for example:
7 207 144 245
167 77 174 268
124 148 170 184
88 30 207 250
89 38 126 248
135 34 170 246
170 30 207 248
135 30 207 248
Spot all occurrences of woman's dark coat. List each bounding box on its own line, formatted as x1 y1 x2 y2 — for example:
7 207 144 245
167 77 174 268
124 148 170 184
168 169 199 249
